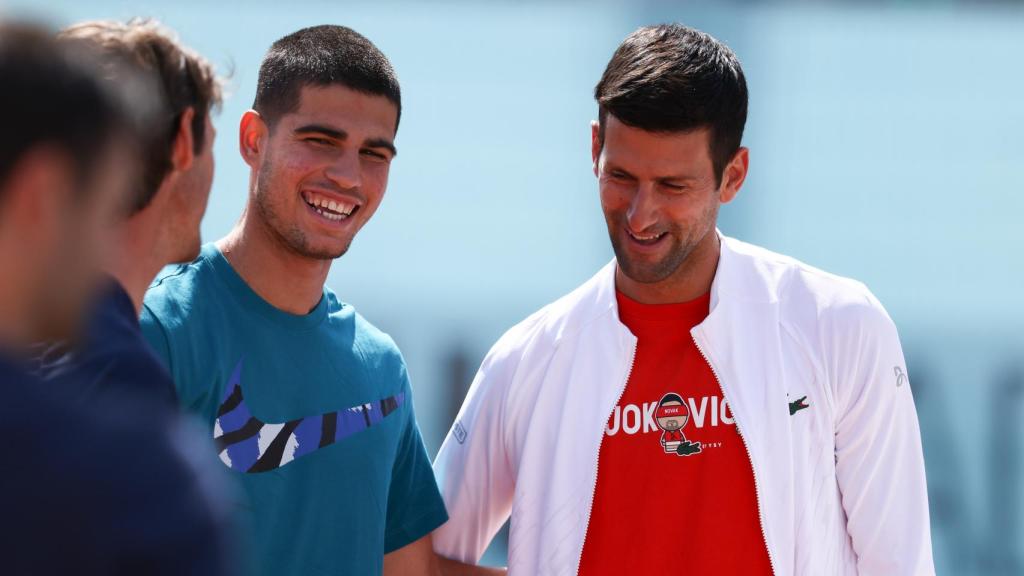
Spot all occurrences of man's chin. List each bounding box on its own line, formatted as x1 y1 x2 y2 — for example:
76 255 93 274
617 255 679 285
293 239 350 261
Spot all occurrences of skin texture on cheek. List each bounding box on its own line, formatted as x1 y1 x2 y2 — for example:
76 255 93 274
253 140 367 261
253 149 320 258
603 186 720 285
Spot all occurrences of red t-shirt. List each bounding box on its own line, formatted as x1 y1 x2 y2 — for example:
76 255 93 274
577 291 773 575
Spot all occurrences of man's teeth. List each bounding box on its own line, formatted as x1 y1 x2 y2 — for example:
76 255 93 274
303 192 356 220
630 230 664 241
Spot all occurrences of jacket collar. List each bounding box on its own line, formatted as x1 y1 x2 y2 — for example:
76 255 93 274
593 230 776 321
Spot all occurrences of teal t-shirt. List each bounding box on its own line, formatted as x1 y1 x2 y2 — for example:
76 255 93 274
140 244 447 575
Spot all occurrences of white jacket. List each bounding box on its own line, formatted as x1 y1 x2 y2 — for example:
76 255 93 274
433 234 935 575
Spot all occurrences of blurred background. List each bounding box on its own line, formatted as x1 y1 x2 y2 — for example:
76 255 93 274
3 0 1022 573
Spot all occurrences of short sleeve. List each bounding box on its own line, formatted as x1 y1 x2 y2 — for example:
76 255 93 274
140 304 173 374
383 372 449 553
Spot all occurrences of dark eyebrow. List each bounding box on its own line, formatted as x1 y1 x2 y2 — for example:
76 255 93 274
294 124 347 140
604 163 635 177
294 124 397 158
657 175 699 184
364 137 397 158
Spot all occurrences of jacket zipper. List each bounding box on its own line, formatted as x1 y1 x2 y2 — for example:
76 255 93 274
573 340 637 576
692 332 778 576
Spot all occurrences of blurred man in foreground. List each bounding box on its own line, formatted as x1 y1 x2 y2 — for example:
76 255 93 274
0 22 229 574
37 19 222 408
434 24 935 575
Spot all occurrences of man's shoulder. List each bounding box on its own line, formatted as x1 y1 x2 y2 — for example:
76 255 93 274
143 246 220 328
327 295 406 376
483 263 616 368
723 236 894 337
1 369 224 570
2 361 182 503
44 326 176 406
725 236 883 312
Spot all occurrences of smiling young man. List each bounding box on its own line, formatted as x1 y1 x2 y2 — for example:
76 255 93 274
141 26 447 575
433 24 935 575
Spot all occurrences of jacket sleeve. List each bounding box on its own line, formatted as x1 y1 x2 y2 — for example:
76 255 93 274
431 331 522 564
827 292 935 575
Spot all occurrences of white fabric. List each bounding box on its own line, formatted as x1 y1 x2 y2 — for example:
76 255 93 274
433 234 935 576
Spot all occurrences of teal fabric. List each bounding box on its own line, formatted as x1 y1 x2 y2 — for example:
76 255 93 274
141 244 447 576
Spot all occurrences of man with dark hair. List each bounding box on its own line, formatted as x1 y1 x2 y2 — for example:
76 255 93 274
36 18 223 407
434 23 935 575
141 25 463 575
0 21 229 575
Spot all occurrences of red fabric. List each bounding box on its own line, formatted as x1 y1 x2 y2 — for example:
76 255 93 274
577 290 773 575
662 429 685 443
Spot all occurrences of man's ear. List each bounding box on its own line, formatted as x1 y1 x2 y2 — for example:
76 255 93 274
239 110 268 169
719 147 749 204
591 120 601 177
171 107 197 173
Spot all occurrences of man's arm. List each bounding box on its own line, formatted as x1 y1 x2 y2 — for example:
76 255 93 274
382 534 506 576
383 535 439 576
431 340 520 564
438 554 506 576
829 295 935 575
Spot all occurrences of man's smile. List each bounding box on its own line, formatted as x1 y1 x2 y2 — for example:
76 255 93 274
301 189 360 223
625 226 669 252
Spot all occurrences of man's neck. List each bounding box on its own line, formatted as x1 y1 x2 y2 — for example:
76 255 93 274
0 280 32 352
0 243 39 350
106 219 168 315
616 231 721 305
217 210 331 316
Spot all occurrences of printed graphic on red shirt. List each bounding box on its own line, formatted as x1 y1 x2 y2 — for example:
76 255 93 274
604 390 737 449
654 393 701 456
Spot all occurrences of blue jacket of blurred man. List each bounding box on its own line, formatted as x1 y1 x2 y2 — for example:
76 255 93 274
0 22 231 575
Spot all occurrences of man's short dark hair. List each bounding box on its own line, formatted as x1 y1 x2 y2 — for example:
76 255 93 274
253 25 401 130
59 19 223 215
595 24 748 185
0 23 143 203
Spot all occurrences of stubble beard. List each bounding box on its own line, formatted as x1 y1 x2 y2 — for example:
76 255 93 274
608 199 719 285
253 159 350 261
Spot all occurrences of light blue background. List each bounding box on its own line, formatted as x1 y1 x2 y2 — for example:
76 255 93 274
5 1 1022 572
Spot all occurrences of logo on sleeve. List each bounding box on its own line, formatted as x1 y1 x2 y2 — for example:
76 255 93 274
895 366 908 388
453 420 468 444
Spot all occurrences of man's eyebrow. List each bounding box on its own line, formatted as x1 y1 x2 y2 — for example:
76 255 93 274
657 174 699 183
364 137 397 158
294 124 347 140
294 125 396 158
603 162 634 176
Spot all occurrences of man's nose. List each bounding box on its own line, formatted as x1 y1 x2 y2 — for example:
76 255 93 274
626 183 659 232
324 149 361 191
